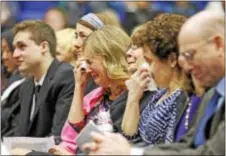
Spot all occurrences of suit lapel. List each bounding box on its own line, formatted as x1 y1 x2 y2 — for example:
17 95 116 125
209 101 225 136
189 88 215 143
190 88 215 130
28 59 60 127
19 79 35 135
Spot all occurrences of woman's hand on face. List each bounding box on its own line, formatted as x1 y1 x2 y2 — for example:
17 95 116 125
74 58 92 89
126 67 152 102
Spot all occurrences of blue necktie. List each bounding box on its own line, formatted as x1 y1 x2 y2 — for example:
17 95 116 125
194 91 221 147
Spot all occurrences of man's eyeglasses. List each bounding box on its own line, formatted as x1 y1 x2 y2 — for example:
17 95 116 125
179 36 215 62
179 49 196 62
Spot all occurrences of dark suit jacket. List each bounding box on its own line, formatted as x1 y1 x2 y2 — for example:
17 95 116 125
15 59 75 138
1 71 23 137
143 87 225 155
7 70 22 87
1 85 21 137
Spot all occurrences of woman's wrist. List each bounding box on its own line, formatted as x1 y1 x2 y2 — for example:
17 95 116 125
128 90 143 103
127 94 141 104
74 84 85 92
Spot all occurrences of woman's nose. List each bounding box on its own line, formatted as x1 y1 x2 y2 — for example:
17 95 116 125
73 38 83 50
126 48 133 57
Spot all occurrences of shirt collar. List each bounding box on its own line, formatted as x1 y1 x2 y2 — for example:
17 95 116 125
215 77 225 97
34 73 46 86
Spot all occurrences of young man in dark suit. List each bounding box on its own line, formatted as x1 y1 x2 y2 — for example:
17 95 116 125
11 20 75 140
81 8 225 156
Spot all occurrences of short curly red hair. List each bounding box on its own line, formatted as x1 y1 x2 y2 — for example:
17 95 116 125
131 13 187 60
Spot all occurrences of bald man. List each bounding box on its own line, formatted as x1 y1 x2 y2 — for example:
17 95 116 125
81 10 225 155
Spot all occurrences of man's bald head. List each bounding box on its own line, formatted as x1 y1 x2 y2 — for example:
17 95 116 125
178 10 224 50
178 9 225 88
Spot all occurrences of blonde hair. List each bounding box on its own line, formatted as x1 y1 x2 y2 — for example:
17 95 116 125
97 9 121 27
84 25 130 80
56 28 76 62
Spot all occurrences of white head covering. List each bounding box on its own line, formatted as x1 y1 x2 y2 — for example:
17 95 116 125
80 13 104 29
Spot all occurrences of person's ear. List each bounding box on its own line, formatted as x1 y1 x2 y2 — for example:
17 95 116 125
40 41 50 55
213 35 224 57
168 52 177 68
214 35 224 49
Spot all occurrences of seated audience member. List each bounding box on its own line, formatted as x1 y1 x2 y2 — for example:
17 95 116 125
126 23 150 74
113 23 157 143
82 9 225 155
1 29 21 88
122 13 192 145
55 28 76 66
71 12 121 95
11 20 75 139
53 25 131 155
1 29 24 137
44 7 68 32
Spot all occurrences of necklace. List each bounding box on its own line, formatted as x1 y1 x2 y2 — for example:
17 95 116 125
185 100 192 130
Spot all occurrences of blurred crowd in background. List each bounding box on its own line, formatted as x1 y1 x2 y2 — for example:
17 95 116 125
2 1 209 34
1 1 214 91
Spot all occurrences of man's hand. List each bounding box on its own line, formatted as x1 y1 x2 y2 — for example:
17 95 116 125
82 132 131 155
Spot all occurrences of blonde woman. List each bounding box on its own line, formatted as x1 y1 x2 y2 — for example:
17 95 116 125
72 11 121 95
53 25 130 155
56 28 76 66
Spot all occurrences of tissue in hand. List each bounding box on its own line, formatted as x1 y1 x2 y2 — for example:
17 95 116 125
80 61 88 71
126 63 157 91
140 63 157 91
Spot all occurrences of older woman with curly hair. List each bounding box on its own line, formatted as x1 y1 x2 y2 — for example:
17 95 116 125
121 13 193 146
